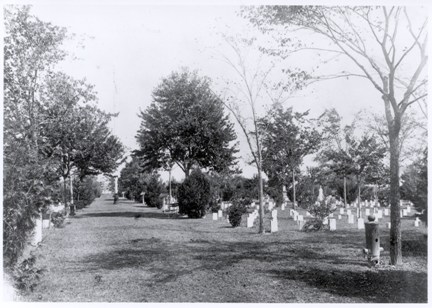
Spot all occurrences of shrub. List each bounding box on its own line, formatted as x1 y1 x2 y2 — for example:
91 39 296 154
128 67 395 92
144 175 165 208
51 212 65 228
13 256 45 292
227 198 248 227
178 169 211 218
306 196 337 223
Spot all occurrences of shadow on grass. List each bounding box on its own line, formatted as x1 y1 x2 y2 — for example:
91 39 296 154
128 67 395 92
266 267 427 303
77 211 179 220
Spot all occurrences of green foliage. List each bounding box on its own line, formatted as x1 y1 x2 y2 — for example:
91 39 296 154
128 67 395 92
401 149 427 222
73 176 102 209
12 256 45 292
227 199 248 227
51 212 65 228
135 69 238 177
144 175 166 208
259 104 322 202
307 197 337 222
178 169 211 218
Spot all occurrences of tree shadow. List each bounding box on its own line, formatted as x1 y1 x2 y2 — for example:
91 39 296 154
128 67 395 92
77 211 180 220
265 267 427 303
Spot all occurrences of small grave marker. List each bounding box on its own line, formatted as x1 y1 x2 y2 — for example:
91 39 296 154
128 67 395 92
212 213 218 221
357 218 365 230
329 219 336 231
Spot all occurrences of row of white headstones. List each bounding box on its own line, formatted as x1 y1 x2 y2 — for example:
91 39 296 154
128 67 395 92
213 201 421 232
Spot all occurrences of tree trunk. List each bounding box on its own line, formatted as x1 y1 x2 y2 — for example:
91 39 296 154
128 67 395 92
357 176 361 208
343 176 347 207
62 176 68 215
257 164 265 234
389 128 402 265
292 169 296 209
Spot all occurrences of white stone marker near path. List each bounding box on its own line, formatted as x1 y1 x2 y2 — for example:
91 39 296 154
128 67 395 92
247 215 254 228
212 213 218 221
271 217 278 233
387 222 391 229
31 214 43 246
338 215 342 220
348 215 354 224
365 209 370 216
340 208 345 215
271 209 277 220
357 218 365 230
384 208 389 216
329 219 336 231
218 210 223 218
414 220 420 227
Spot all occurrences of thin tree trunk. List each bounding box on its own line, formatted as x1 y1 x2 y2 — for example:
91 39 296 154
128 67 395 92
292 169 296 209
357 177 361 208
389 128 402 265
257 164 265 234
343 176 347 208
62 176 68 215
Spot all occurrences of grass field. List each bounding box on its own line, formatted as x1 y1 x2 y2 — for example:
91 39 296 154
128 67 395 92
17 195 427 303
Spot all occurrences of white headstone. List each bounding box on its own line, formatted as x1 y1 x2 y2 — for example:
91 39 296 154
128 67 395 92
357 218 365 230
31 215 43 246
247 215 254 228
414 220 420 227
281 203 286 211
42 219 50 229
348 215 354 224
340 208 345 215
407 206 411 213
271 209 277 219
402 209 408 217
376 210 383 219
387 222 391 229
218 210 223 218
365 209 370 216
329 219 336 231
338 215 342 220
270 217 278 233
212 213 218 221
384 208 389 216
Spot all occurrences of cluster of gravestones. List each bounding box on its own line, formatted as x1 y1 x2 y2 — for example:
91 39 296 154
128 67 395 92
209 199 420 232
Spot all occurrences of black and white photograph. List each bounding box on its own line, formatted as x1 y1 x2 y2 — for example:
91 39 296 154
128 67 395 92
2 0 429 303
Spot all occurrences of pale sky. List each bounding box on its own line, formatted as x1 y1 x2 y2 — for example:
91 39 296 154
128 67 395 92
10 1 428 182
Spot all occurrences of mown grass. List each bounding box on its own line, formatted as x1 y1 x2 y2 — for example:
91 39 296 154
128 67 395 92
18 196 427 303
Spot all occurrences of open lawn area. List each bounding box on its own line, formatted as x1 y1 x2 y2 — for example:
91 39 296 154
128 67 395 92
19 195 427 303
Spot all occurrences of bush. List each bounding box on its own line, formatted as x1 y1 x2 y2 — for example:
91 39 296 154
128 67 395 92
306 196 337 222
227 198 248 227
178 169 211 218
144 175 165 208
13 256 45 292
51 212 65 228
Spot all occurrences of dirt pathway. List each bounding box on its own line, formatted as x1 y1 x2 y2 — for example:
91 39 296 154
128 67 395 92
22 195 427 303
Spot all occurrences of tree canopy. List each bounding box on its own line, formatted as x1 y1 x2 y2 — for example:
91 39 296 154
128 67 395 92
135 69 238 177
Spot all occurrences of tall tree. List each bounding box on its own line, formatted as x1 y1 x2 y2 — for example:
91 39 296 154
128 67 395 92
259 104 322 208
3 5 67 267
243 6 427 265
40 72 125 212
135 69 238 177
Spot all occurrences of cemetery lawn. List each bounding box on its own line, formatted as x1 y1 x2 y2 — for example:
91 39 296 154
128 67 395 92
21 195 427 303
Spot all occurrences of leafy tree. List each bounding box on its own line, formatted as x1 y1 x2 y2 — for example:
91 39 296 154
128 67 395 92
318 121 387 208
40 72 124 211
400 149 427 223
3 5 67 268
135 69 238 177
242 5 427 265
259 104 321 208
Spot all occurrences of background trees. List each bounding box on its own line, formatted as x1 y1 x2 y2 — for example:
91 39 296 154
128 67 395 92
242 6 427 264
135 69 238 178
259 104 322 207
